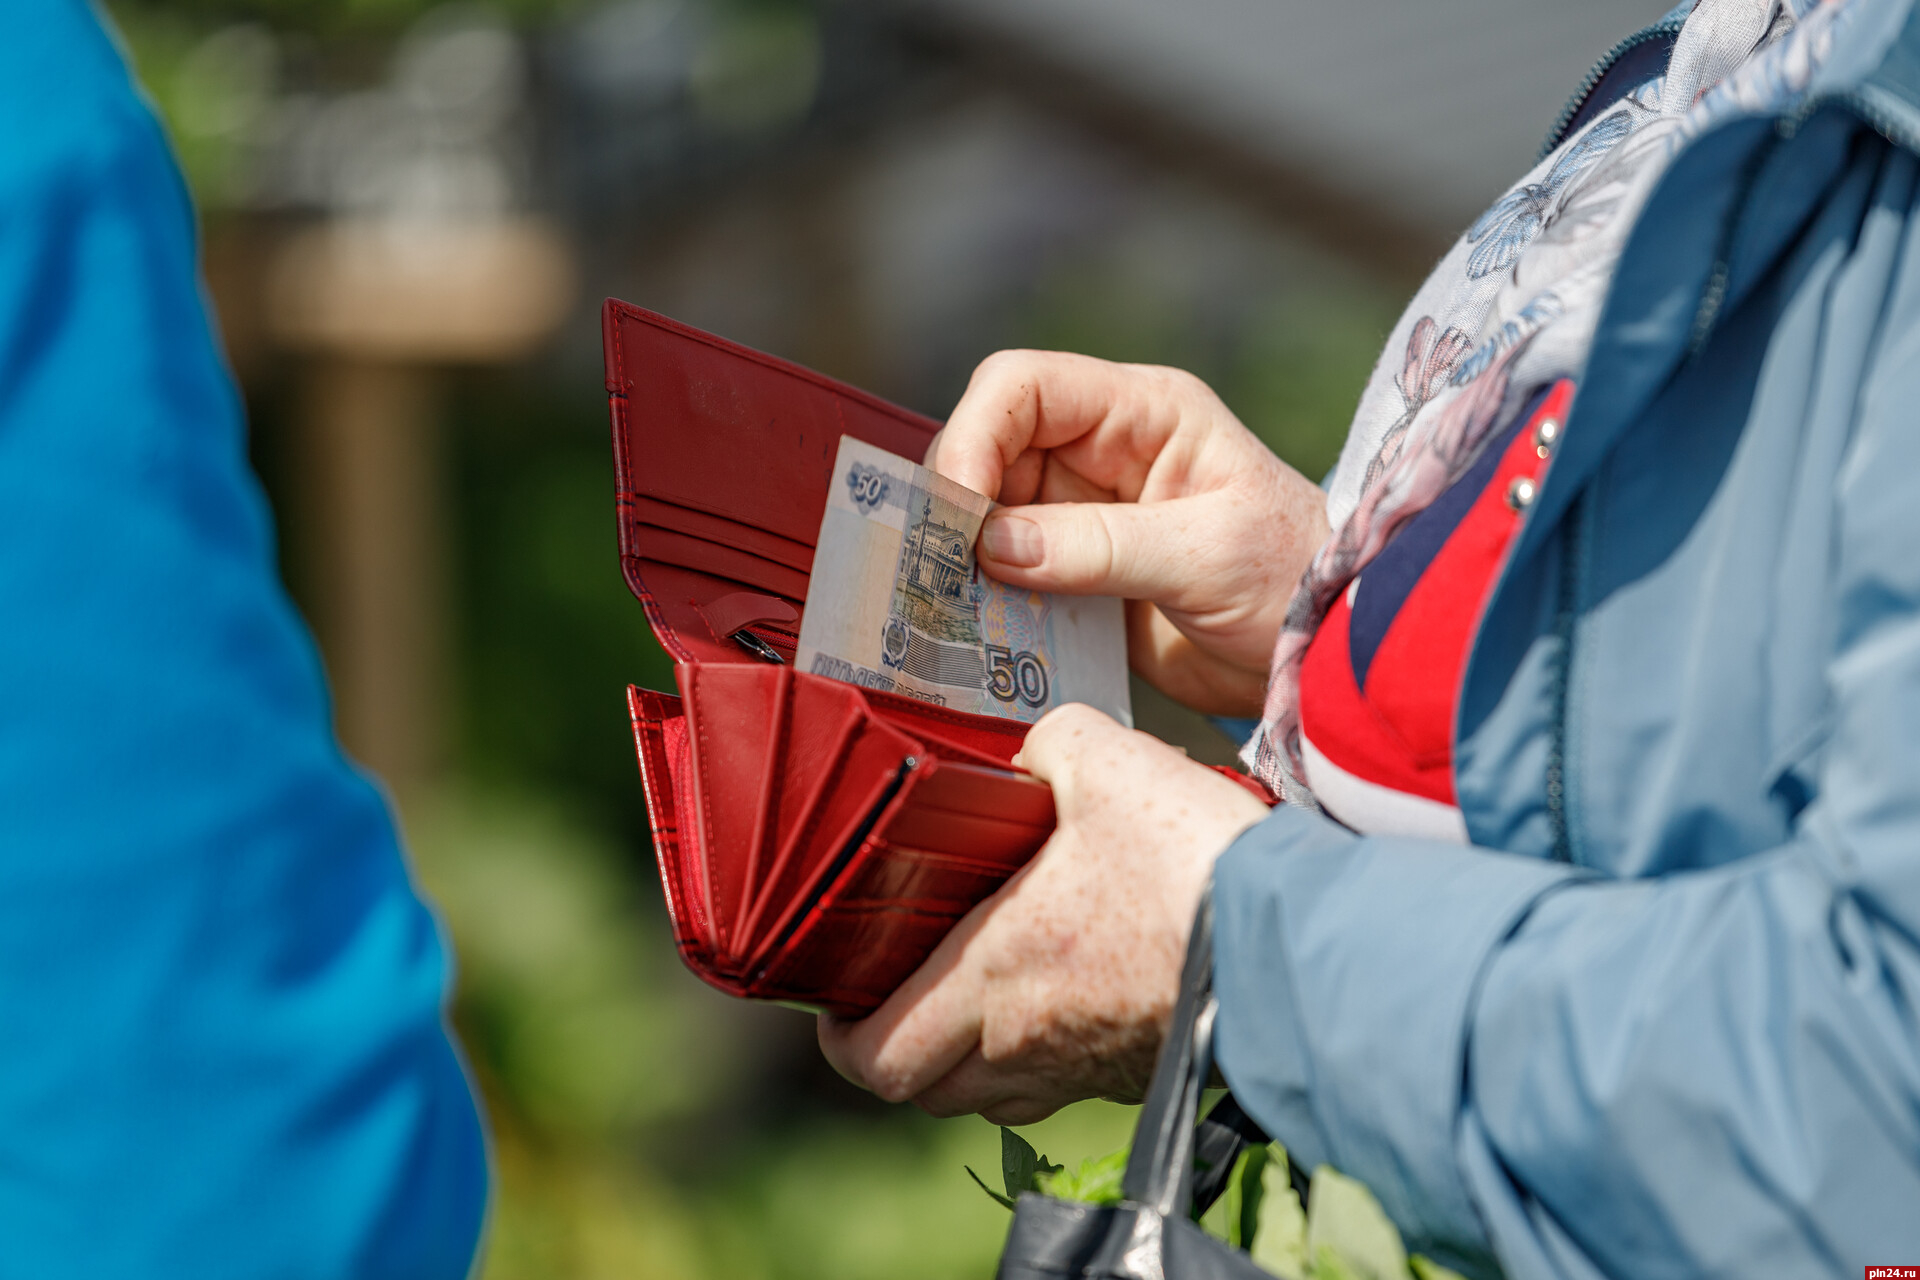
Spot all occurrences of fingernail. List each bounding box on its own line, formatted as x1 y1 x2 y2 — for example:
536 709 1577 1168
981 514 1043 567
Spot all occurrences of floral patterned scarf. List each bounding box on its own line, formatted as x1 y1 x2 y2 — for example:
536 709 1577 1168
1245 0 1856 807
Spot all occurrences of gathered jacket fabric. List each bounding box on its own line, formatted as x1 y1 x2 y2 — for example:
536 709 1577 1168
0 4 487 1274
1213 0 1920 1275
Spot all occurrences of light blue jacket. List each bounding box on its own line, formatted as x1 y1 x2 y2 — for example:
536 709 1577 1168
1213 2 1920 1276
0 4 487 1273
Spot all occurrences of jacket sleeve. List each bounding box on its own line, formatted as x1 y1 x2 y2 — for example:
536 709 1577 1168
0 5 487 1275
1214 209 1920 1280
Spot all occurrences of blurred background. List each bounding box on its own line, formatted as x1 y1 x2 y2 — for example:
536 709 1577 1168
107 0 1663 1274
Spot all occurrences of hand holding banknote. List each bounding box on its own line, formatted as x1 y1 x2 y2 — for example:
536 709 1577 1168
926 351 1332 717
796 436 1132 726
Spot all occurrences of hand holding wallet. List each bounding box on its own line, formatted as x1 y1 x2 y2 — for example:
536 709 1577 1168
605 301 1272 1016
606 301 1060 1015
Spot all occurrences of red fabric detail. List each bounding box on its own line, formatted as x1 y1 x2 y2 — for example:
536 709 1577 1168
1299 379 1573 809
1301 588 1456 803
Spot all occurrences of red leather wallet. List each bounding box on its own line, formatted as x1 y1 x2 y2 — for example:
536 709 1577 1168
605 300 1056 1015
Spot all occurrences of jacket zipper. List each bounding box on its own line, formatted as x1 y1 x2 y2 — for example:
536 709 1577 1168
1537 8 1686 859
1540 13 1691 161
1686 130 1773 354
1688 86 1912 356
1546 491 1586 863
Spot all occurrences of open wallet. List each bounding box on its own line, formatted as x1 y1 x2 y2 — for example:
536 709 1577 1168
605 300 1274 1016
605 300 1057 1015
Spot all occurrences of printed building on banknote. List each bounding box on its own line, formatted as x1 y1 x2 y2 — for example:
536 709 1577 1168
901 503 976 608
895 500 984 646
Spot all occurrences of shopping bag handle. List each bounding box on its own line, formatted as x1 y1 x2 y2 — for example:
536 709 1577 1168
1120 893 1219 1218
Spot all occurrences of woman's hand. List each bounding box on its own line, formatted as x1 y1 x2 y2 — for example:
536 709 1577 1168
816 704 1270 1125
928 350 1329 717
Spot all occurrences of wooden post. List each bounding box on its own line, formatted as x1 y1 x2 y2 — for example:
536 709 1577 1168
267 217 573 804
297 359 448 796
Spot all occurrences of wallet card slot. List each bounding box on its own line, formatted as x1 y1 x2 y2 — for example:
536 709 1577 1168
627 494 815 575
679 664 791 962
755 903 961 1016
893 758 1056 830
747 755 914 977
630 527 808 604
739 664 796 948
748 758 1046 1010
605 301 939 664
879 807 1050 862
732 679 866 954
829 843 1032 912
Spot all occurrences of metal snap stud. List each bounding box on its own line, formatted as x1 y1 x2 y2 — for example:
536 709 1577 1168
1506 475 1537 512
1533 417 1560 458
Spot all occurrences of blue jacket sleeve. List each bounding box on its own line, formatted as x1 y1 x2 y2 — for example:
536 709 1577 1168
1212 179 1920 1280
1211 812 1580 1274
0 5 487 1275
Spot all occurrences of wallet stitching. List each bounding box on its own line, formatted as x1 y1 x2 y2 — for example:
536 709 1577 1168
750 757 915 985
631 582 693 663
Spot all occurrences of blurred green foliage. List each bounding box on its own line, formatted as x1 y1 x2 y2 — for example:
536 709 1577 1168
1014 259 1395 484
409 787 724 1137
109 6 259 203
690 3 823 136
444 381 674 841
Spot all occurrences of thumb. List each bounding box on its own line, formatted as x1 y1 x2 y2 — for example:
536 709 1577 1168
1012 702 1120 782
978 498 1205 601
